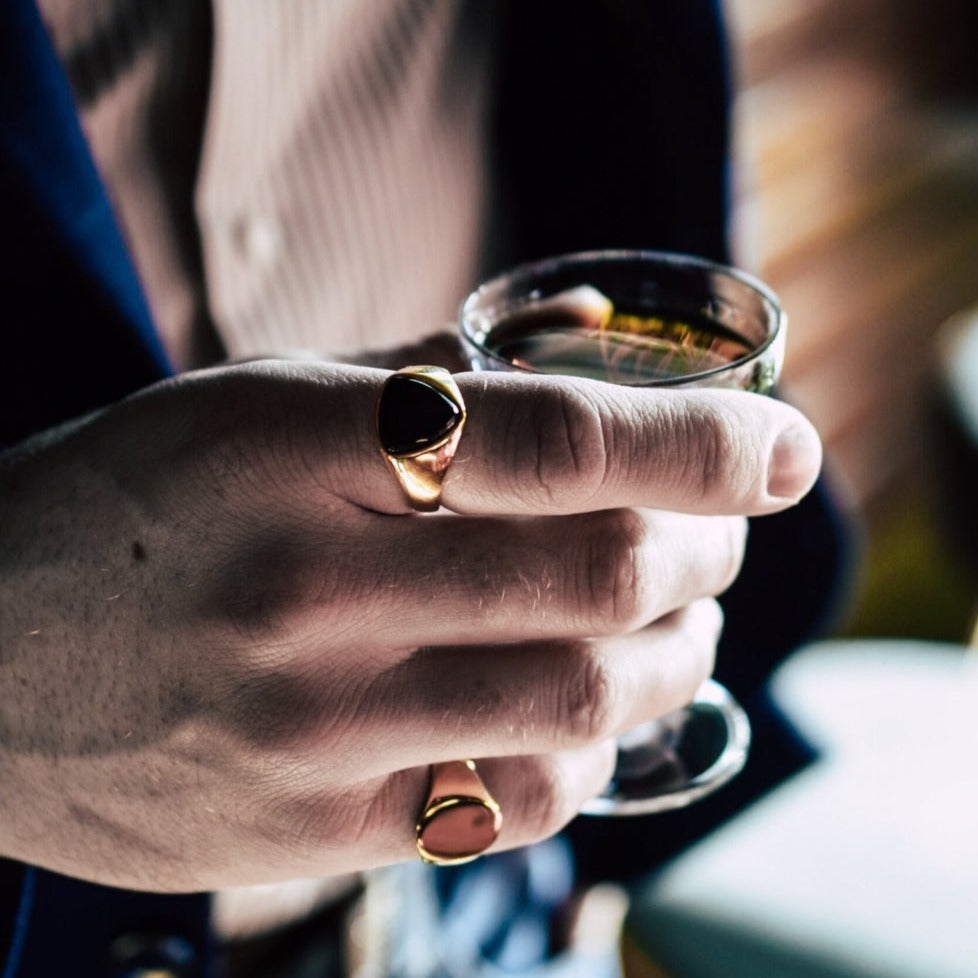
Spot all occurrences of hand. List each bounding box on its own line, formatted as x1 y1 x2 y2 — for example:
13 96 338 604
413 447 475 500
0 361 820 891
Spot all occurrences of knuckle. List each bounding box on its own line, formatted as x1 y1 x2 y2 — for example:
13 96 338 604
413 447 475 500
259 787 367 858
210 542 309 640
220 668 318 749
523 386 608 504
558 642 620 744
676 402 745 504
209 535 359 645
578 509 650 631
517 758 580 840
218 663 367 760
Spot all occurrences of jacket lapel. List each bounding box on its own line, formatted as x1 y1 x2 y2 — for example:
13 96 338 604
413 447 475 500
0 0 172 449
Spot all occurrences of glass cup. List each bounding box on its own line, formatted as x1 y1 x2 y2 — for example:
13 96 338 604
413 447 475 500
459 249 785 815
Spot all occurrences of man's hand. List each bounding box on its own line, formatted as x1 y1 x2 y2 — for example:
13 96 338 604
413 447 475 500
0 360 820 891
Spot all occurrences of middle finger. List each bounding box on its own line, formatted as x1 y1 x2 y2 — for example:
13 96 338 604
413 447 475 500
355 508 745 647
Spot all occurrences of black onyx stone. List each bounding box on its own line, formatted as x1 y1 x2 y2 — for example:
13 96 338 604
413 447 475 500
378 375 461 455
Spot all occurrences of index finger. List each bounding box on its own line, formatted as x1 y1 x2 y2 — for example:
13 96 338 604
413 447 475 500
232 362 820 517
438 372 822 517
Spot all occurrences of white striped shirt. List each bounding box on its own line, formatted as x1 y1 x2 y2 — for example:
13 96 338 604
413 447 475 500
38 0 494 370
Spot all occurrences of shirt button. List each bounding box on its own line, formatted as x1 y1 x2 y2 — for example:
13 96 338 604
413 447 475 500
232 214 281 268
105 932 201 978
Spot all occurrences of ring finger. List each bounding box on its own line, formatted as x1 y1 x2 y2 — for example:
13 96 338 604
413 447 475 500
307 598 723 779
281 744 618 872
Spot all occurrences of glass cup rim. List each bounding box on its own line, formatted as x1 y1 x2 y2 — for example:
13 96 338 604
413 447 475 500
459 248 786 388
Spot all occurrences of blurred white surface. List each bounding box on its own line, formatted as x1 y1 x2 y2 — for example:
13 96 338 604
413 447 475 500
627 639 978 978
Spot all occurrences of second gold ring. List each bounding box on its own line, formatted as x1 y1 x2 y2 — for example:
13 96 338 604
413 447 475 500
416 760 502 866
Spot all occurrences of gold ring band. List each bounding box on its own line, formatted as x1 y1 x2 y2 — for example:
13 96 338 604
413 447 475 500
376 366 466 512
416 760 502 866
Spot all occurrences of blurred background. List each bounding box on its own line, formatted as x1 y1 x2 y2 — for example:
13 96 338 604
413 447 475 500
620 3 978 974
725 0 978 644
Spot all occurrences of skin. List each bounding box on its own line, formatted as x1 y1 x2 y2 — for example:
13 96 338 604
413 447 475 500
0 354 821 893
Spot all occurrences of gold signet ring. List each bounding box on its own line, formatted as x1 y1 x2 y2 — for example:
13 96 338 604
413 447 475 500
376 366 467 512
416 760 502 866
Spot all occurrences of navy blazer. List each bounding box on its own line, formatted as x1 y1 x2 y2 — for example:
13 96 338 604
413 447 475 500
0 1 850 975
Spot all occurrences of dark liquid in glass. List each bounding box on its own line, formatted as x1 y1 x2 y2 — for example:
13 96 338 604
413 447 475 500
482 302 754 386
